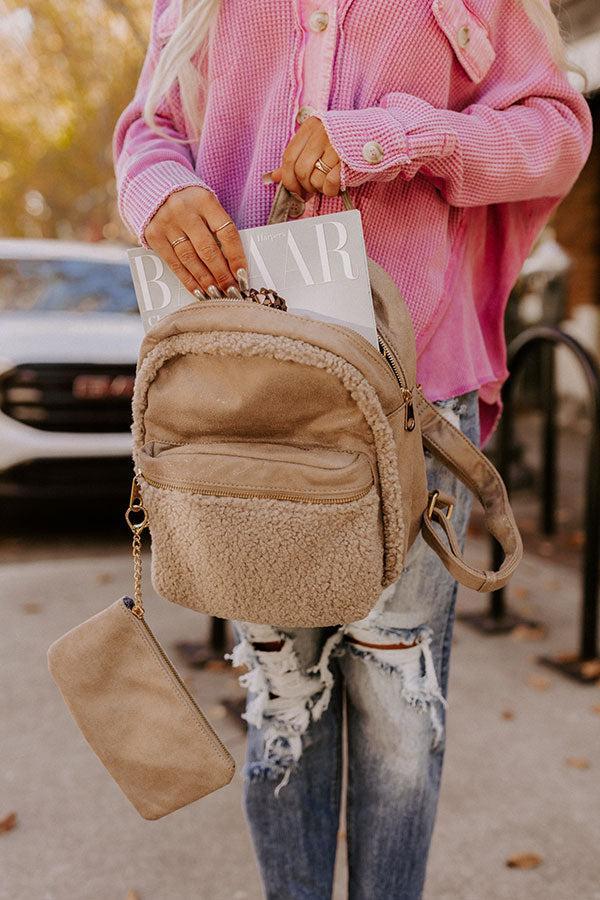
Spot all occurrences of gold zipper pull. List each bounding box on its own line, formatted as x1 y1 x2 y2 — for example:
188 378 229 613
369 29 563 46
129 475 142 509
402 389 416 432
126 476 148 531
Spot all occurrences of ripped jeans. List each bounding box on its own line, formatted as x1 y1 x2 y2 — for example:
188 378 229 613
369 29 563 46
230 391 479 900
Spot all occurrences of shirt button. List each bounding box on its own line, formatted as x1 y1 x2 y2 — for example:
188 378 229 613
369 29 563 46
457 25 471 48
362 140 385 164
288 197 306 218
296 105 316 125
309 11 329 32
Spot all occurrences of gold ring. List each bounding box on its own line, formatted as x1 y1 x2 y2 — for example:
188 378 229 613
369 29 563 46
170 235 190 248
214 220 234 234
313 157 332 176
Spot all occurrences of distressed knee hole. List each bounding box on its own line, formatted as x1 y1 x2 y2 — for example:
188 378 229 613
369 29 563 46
252 640 285 652
344 634 419 651
343 624 447 749
226 628 344 795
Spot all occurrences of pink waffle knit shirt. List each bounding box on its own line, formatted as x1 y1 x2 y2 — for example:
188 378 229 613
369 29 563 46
113 0 592 444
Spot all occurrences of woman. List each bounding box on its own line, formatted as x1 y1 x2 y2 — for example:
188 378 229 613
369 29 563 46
114 2 591 897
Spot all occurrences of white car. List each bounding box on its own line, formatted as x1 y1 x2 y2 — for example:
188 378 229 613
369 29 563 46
0 239 144 502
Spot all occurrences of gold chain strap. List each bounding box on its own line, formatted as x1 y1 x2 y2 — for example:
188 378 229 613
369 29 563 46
125 476 149 619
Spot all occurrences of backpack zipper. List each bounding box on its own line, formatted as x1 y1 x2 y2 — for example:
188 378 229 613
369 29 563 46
377 334 415 431
141 475 372 505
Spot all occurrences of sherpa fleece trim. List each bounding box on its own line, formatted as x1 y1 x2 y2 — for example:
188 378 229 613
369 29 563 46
140 480 384 627
132 330 404 585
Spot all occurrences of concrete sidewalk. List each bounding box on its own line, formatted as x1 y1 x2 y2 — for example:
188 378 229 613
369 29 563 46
1 542 599 900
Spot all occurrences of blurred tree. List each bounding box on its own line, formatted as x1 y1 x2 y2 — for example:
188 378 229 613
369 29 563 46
0 0 151 241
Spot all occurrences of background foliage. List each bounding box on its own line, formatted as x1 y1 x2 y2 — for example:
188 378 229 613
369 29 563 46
0 0 150 242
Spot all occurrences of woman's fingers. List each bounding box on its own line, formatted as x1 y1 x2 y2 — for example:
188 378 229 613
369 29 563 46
153 234 208 298
143 186 249 296
182 217 239 293
312 161 342 197
308 145 341 194
295 131 338 195
201 198 248 285
277 124 312 196
167 229 216 293
269 119 341 197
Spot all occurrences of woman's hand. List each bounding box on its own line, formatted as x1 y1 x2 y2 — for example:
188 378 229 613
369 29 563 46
144 186 249 298
269 117 341 198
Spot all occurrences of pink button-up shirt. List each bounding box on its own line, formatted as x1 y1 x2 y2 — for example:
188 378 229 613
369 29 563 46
296 0 498 423
113 0 592 444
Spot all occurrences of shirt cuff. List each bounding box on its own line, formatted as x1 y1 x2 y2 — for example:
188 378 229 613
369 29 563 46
315 107 411 189
119 160 214 247
315 102 456 190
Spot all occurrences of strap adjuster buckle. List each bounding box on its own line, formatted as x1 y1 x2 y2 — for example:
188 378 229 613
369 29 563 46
426 490 454 522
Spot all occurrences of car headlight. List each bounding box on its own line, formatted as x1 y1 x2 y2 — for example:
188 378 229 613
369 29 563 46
0 358 14 378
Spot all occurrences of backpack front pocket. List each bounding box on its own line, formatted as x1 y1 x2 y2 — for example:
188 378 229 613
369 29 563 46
138 441 384 627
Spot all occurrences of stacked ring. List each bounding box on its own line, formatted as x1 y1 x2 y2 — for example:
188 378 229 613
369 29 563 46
213 219 234 234
170 235 190 248
313 157 332 176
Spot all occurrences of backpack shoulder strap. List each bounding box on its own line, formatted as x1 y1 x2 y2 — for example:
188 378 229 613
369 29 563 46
414 389 523 592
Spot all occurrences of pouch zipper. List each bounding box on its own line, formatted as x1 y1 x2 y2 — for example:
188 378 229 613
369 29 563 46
142 475 372 505
128 603 232 763
377 334 415 431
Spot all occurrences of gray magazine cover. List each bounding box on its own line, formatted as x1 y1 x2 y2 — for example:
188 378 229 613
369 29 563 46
127 209 378 347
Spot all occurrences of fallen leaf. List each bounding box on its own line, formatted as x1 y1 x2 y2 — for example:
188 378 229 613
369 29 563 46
21 602 41 615
592 704 600 716
0 812 17 834
581 660 600 680
554 652 577 663
567 530 585 549
527 674 551 691
96 572 114 585
501 709 515 720
511 624 546 642
203 659 230 672
506 852 543 870
125 891 140 900
565 757 591 770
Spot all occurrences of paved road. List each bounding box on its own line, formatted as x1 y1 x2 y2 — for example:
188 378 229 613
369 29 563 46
1 528 599 900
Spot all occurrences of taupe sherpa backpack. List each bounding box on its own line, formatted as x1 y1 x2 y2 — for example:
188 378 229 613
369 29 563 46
131 186 522 628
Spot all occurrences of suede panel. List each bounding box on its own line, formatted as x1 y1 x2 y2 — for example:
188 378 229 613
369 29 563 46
47 599 235 820
141 482 384 627
139 440 374 501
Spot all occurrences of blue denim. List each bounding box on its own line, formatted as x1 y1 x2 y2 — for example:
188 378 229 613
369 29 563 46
231 391 480 900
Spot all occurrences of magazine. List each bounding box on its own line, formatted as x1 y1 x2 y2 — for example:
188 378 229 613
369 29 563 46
127 209 378 347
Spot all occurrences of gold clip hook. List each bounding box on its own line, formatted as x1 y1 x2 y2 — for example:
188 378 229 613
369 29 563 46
126 476 148 533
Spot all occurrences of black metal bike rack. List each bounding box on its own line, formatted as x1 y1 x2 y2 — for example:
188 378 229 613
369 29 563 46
461 325 600 683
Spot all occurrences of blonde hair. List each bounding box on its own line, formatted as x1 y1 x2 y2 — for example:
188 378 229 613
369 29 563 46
144 0 584 138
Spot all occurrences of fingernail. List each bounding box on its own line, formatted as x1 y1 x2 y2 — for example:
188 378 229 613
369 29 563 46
193 288 207 301
207 285 222 299
236 268 249 291
262 172 274 185
226 286 243 299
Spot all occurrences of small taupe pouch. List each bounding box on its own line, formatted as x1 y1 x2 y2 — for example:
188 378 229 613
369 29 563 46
47 490 234 820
